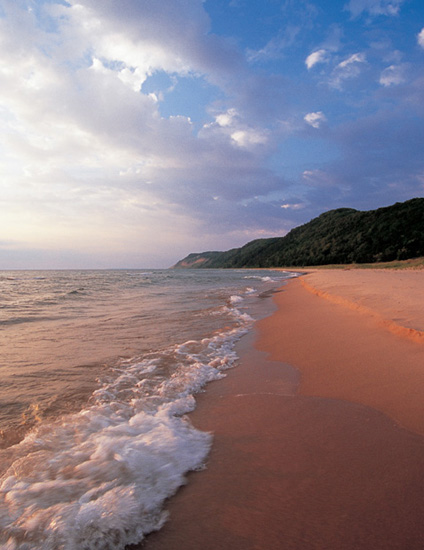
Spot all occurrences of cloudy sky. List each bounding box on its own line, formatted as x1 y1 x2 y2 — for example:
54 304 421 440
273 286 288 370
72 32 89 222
1 0 423 268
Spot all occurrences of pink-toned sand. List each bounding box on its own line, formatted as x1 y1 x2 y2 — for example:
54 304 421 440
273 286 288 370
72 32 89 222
136 269 424 550
301 269 424 342
279 270 424 434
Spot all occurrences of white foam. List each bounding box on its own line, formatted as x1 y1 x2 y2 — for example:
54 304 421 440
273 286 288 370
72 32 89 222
0 296 254 550
244 275 275 282
1 398 210 549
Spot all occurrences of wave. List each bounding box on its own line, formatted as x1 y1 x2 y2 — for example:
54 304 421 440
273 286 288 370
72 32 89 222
244 275 275 282
229 294 244 305
0 303 253 549
64 288 87 297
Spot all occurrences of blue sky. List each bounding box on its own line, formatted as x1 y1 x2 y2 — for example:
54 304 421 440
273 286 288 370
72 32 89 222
0 0 423 268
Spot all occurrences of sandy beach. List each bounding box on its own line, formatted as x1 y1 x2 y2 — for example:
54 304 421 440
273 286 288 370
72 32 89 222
138 269 424 550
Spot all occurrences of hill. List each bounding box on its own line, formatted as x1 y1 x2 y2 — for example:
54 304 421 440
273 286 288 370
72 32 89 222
173 198 424 268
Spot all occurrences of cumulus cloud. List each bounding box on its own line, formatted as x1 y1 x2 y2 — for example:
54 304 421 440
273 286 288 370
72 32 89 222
0 0 289 267
304 111 327 128
202 108 269 149
214 108 239 127
329 52 366 89
1 0 423 268
305 49 328 69
231 129 268 148
418 28 424 49
345 0 405 18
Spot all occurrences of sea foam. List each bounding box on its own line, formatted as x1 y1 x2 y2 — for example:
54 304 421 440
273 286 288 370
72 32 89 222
0 307 252 549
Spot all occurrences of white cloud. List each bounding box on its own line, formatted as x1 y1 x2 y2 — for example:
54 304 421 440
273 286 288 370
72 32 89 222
202 108 268 149
339 52 366 69
418 28 424 49
231 129 268 148
215 108 239 127
0 0 284 267
379 64 406 87
4 0 421 269
305 49 328 69
280 203 304 210
304 111 327 129
329 52 366 89
346 0 405 18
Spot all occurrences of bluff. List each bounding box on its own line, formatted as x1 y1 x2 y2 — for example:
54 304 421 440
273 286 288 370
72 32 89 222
173 198 424 268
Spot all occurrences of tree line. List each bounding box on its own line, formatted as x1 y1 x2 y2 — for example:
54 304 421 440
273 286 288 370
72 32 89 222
174 198 424 268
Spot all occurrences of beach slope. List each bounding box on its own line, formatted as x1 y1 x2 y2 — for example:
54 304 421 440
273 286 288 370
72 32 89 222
138 269 424 550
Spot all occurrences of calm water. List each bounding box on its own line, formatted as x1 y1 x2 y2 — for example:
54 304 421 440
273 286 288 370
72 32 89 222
0 268 296 549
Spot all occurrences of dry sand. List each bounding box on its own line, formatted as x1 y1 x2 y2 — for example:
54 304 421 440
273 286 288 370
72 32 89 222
137 269 424 550
261 270 424 435
300 269 424 342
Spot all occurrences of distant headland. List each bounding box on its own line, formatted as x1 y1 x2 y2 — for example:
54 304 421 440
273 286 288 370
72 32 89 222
173 198 424 269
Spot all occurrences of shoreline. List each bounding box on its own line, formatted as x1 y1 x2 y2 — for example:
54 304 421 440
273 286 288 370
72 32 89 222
137 270 424 550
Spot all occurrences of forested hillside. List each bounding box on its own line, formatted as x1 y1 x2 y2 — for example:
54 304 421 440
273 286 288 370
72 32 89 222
173 198 424 268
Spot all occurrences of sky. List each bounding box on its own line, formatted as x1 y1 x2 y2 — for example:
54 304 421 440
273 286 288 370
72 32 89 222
0 0 423 268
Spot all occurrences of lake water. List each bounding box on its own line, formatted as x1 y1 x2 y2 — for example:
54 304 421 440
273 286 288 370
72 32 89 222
0 268 296 549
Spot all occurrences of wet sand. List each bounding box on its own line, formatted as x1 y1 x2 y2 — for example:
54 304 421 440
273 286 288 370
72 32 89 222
137 270 424 550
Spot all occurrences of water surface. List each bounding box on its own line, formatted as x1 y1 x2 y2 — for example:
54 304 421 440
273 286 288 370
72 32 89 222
0 268 295 549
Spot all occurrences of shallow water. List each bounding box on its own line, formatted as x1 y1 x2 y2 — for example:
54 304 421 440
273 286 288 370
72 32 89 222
0 268 296 549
